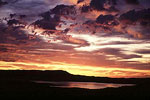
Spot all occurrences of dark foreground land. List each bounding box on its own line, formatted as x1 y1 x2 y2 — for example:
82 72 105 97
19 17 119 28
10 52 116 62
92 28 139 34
0 70 150 99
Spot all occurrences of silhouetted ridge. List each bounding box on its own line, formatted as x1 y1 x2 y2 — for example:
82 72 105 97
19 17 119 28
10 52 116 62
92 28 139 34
0 70 72 81
0 70 150 84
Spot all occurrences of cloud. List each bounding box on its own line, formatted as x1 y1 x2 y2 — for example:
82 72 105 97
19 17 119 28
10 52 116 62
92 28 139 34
76 1 150 40
119 8 150 25
50 4 76 15
0 0 7 6
97 48 142 59
80 5 92 13
0 0 150 78
77 0 84 4
90 0 106 11
0 0 69 21
106 70 149 78
90 0 117 12
135 49 150 54
0 21 45 62
0 46 8 52
96 14 119 26
0 23 40 44
32 15 60 30
12 64 45 70
63 36 90 46
125 0 139 5
0 53 19 62
97 14 114 24
31 4 76 30
101 41 138 45
125 25 150 39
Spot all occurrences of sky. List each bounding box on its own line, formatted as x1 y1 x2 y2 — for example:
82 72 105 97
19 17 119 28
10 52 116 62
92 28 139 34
0 0 150 78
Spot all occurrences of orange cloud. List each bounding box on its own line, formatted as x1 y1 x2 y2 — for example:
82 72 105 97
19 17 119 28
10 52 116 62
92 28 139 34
65 36 88 45
62 0 78 4
126 28 145 38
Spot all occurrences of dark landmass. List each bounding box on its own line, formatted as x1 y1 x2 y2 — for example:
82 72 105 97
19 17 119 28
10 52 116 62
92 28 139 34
0 70 150 99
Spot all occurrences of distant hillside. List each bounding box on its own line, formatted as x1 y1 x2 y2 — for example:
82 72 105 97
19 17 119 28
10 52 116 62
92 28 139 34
0 70 150 84
0 70 72 81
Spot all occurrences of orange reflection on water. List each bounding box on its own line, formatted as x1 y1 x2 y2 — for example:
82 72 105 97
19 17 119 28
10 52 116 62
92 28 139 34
35 81 134 89
61 82 134 89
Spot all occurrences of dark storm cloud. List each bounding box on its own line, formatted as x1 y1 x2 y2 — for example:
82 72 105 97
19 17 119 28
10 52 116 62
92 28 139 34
0 0 66 22
2 0 149 41
50 4 76 15
96 14 119 26
118 8 150 39
97 14 114 24
32 13 61 30
0 25 36 44
0 0 7 6
0 20 45 62
119 8 150 25
90 0 117 11
139 0 150 9
81 5 92 13
0 0 47 15
31 4 76 30
80 0 118 13
125 0 139 5
81 7 150 39
90 0 106 11
0 19 43 60
82 14 119 33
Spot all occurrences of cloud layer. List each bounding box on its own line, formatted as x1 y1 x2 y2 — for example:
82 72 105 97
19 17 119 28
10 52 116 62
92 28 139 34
0 0 150 78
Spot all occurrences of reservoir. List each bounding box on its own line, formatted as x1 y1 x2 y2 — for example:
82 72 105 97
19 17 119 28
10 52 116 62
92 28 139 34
35 81 135 89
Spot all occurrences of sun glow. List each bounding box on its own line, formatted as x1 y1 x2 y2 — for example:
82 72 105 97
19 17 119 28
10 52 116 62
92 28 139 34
0 61 150 78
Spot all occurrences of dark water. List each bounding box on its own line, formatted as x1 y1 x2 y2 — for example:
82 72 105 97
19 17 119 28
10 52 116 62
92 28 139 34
35 81 134 89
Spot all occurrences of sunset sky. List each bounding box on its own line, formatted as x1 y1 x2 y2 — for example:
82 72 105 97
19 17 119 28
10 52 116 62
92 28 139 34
0 0 150 78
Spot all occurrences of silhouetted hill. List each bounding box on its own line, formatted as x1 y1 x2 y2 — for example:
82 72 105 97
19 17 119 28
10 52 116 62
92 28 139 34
0 70 150 99
0 70 72 81
0 70 150 84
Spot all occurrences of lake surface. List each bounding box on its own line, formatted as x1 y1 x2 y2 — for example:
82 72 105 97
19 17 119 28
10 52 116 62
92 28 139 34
35 81 134 89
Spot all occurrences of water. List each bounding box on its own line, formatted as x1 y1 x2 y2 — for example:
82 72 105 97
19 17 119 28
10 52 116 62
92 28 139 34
35 81 134 89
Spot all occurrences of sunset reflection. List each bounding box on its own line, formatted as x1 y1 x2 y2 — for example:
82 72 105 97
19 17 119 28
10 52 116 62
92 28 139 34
35 81 134 89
